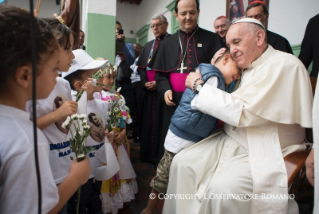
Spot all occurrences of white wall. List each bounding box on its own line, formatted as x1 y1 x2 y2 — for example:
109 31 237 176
118 0 319 46
116 0 172 42
7 0 60 18
197 0 319 46
268 0 319 45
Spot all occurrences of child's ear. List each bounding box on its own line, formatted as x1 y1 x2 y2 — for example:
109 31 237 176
74 80 83 91
223 54 231 65
15 65 32 88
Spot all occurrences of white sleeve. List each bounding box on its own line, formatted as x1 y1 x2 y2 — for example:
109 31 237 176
195 84 272 127
191 76 218 110
195 84 243 127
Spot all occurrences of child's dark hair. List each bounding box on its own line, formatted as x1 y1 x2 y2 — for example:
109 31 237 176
0 5 58 92
41 18 75 50
215 47 233 64
64 70 87 91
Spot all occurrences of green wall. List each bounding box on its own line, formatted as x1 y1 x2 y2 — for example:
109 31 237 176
291 44 312 74
86 13 116 64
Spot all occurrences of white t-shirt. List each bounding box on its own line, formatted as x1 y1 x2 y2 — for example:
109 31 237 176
26 77 73 184
165 76 218 153
0 104 59 213
86 99 109 178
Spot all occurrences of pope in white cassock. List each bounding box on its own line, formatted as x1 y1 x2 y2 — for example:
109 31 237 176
163 18 313 214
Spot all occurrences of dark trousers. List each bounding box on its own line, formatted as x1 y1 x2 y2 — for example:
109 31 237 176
131 81 143 136
68 178 102 214
119 82 133 112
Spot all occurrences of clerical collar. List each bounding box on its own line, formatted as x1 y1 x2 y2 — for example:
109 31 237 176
179 25 199 35
246 45 270 70
157 33 168 41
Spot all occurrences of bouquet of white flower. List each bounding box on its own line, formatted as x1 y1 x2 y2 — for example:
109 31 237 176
62 113 92 214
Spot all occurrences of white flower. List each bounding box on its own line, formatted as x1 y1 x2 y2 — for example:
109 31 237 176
71 114 79 120
78 131 82 135
62 116 71 128
77 154 85 159
111 124 116 128
107 100 112 104
79 114 86 120
119 100 124 106
83 119 87 124
113 66 117 71
107 111 111 115
114 107 119 112
107 63 110 67
83 125 90 130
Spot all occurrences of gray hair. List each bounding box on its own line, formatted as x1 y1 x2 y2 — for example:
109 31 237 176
151 14 167 23
215 16 231 26
241 22 267 42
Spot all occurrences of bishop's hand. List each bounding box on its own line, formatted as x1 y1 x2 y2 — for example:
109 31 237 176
164 90 176 106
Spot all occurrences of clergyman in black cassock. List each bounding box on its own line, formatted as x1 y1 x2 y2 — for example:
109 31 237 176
299 13 319 77
267 30 293 54
137 33 170 165
148 26 224 164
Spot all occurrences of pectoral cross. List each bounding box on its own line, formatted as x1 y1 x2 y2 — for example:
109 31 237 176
178 62 187 73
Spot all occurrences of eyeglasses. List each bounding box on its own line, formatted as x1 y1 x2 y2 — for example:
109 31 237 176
150 23 164 29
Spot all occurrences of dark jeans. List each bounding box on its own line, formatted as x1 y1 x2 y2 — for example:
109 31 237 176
119 82 133 112
67 178 102 214
131 81 143 136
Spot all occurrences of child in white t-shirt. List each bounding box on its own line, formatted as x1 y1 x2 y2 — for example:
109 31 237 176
63 49 109 214
26 18 78 186
0 6 90 214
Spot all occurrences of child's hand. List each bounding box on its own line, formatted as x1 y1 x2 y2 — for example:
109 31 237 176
114 132 125 145
105 129 114 143
55 101 78 121
211 48 226 65
68 158 90 186
82 81 95 100
88 78 103 92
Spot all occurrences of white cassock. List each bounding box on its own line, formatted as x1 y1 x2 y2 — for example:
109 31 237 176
163 46 313 214
313 78 319 214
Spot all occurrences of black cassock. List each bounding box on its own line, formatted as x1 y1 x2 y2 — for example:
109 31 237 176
137 34 169 165
149 26 224 164
267 30 293 54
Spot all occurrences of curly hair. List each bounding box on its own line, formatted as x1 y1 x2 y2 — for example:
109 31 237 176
0 5 58 92
41 18 75 50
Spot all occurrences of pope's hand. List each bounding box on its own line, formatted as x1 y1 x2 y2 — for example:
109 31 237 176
164 90 176 106
186 69 203 89
305 148 314 186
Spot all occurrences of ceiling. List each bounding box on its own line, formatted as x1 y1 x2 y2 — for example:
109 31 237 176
118 0 142 5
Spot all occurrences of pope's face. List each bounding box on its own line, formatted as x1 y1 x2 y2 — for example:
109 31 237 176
246 5 268 27
174 0 199 32
226 24 257 69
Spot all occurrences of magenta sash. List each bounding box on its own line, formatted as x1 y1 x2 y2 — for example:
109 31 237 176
170 73 188 92
147 70 156 82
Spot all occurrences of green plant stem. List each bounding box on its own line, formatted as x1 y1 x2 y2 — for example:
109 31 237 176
76 186 82 214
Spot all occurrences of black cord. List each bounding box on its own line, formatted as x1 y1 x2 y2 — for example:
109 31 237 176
29 1 42 213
